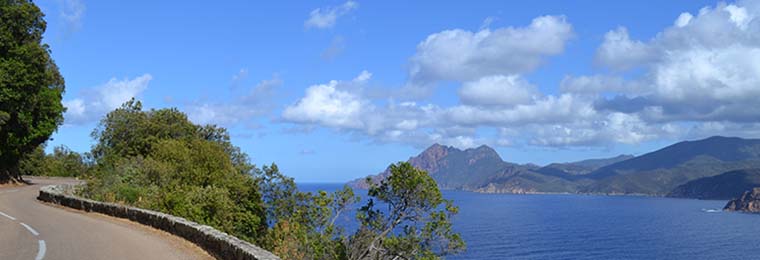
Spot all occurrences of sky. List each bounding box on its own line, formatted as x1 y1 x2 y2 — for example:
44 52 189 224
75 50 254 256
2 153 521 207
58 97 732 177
37 0 760 182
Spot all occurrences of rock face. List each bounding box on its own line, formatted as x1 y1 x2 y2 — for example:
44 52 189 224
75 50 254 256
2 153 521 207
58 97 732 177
724 188 760 212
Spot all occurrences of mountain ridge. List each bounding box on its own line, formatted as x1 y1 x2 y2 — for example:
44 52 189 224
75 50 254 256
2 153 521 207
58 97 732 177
349 136 760 198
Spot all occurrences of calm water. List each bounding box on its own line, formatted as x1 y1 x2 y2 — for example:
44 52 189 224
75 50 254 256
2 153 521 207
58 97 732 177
299 183 760 260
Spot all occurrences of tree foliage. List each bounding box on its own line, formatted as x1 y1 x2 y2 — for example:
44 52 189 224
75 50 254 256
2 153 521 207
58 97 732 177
0 0 66 182
259 164 358 259
82 99 267 241
349 162 465 260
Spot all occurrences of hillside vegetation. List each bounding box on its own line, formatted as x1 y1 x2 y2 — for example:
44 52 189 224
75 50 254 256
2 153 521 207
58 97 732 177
668 169 760 200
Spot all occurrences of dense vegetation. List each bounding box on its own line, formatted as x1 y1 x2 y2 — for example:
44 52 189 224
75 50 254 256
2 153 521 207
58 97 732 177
19 144 88 177
0 0 66 183
667 169 760 200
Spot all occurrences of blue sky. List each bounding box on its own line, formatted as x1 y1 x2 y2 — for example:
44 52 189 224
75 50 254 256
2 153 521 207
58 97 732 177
38 0 760 182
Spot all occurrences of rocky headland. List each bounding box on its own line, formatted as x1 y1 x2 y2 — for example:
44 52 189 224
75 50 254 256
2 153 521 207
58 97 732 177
724 188 760 213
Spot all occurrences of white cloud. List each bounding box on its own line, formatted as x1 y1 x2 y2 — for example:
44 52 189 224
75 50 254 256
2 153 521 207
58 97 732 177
408 15 573 85
63 74 152 125
560 75 645 95
675 13 693 27
594 27 656 70
447 94 597 126
282 72 369 128
304 1 358 29
586 1 760 123
724 4 751 29
533 113 674 146
458 75 538 106
354 70 372 82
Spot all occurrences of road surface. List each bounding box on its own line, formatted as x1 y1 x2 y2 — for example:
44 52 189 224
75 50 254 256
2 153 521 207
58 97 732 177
0 177 213 260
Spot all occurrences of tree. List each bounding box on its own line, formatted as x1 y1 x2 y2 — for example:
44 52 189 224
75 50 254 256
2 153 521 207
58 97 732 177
45 145 88 177
350 162 465 260
0 0 65 183
83 99 267 242
258 163 359 259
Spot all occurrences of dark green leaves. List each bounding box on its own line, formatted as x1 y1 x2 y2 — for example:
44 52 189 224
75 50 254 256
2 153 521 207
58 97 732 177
0 0 65 182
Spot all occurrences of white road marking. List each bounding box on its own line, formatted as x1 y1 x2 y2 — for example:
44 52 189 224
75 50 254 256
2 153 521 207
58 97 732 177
0 211 16 221
20 222 40 236
36 240 46 260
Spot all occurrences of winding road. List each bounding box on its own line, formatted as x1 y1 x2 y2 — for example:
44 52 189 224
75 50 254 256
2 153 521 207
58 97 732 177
0 177 213 260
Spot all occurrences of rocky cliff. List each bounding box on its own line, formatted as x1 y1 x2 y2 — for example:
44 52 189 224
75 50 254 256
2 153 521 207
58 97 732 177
724 188 760 212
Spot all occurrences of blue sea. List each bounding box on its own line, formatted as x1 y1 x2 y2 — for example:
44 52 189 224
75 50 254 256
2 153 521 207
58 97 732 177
298 183 760 260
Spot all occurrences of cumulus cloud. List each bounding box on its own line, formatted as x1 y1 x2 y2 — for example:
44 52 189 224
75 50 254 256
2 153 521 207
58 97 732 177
594 27 656 70
586 1 760 123
527 113 679 146
405 15 573 97
458 75 538 106
282 71 370 128
63 74 152 125
446 94 597 126
304 1 358 29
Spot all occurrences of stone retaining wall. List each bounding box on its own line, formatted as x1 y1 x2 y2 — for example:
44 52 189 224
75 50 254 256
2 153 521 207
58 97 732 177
37 184 280 260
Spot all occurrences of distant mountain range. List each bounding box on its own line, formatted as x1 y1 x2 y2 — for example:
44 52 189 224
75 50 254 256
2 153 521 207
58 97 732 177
348 136 760 199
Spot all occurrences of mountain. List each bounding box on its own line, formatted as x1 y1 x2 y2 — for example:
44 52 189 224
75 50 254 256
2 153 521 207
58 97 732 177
348 144 522 191
581 136 760 195
536 155 634 177
350 136 760 197
667 169 760 200
349 144 632 193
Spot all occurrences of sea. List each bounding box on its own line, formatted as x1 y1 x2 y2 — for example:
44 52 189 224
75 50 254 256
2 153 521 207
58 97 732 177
298 183 760 260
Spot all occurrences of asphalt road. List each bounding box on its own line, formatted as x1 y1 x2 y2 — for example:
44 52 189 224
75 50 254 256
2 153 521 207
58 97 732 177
0 177 213 260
